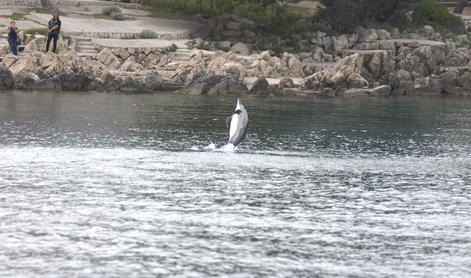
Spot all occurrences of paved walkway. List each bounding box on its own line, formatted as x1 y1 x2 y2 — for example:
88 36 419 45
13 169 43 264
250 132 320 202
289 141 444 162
92 38 190 49
27 13 201 36
0 17 44 29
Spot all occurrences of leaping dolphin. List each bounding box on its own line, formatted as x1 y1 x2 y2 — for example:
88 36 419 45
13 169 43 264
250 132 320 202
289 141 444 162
225 98 248 149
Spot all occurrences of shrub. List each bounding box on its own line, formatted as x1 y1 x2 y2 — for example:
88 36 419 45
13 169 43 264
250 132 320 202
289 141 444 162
185 39 197 49
313 0 363 33
166 43 178 52
140 29 157 39
314 0 465 35
413 0 465 34
110 11 126 20
102 6 121 16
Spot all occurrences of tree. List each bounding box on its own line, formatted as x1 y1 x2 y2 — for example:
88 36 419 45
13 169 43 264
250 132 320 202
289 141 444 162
454 0 468 14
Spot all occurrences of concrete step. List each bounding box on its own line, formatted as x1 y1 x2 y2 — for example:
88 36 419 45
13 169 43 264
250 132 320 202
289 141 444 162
77 45 96 51
176 49 192 52
77 41 94 45
173 53 190 58
78 50 97 54
172 57 189 62
77 52 96 57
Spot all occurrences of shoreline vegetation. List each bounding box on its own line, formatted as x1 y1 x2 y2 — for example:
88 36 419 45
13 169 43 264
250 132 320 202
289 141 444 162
0 0 469 96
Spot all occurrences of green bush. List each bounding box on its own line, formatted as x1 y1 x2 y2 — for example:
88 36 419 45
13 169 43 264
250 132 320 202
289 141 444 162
166 43 178 52
140 29 157 39
102 6 121 16
185 39 197 49
110 11 126 20
314 0 465 34
313 0 363 33
413 0 465 34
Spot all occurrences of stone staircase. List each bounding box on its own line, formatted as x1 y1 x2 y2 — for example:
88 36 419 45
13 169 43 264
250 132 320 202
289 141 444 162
74 37 97 57
154 48 191 78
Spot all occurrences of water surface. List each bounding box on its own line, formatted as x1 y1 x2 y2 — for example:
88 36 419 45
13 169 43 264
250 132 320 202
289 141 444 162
0 91 470 277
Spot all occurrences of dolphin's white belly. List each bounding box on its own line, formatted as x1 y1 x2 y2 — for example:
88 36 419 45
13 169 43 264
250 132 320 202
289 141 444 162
229 114 241 140
226 98 248 149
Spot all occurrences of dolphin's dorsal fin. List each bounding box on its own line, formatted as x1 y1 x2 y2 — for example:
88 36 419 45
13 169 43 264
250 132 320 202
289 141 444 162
225 116 232 128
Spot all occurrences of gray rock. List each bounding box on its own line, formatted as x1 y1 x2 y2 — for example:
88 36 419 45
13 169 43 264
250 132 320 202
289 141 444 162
431 32 442 41
321 36 333 53
356 42 380 50
56 73 95 91
392 69 412 89
376 29 392 40
207 76 249 95
279 77 295 88
36 78 61 91
440 68 459 87
458 72 471 90
219 41 232 50
333 35 349 51
243 30 256 39
250 76 269 95
358 29 378 43
14 71 40 90
391 28 401 39
0 66 14 89
378 40 396 50
419 25 434 38
229 42 250 56
225 21 241 31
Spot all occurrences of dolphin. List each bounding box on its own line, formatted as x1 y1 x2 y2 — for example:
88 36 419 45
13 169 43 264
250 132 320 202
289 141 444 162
225 98 248 149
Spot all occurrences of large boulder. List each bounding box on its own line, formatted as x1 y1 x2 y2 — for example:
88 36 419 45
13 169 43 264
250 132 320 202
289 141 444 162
112 47 131 60
357 28 378 43
207 76 249 96
185 75 227 95
304 53 366 90
250 76 269 95
230 42 250 56
333 35 349 51
119 56 143 72
1 54 19 68
23 37 46 53
279 77 295 88
14 71 40 89
97 48 121 69
0 67 14 89
9 55 38 76
56 72 95 91
184 73 248 95
222 61 246 80
282 53 304 77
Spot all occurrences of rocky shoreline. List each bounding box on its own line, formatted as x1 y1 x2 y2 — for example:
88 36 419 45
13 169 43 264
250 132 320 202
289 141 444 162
0 26 470 96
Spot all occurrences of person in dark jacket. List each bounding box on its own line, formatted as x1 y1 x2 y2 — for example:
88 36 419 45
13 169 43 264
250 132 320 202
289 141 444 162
46 12 61 53
7 21 18 55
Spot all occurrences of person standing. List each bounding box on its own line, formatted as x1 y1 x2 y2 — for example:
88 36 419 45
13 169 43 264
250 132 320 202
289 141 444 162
7 21 18 55
46 12 61 53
